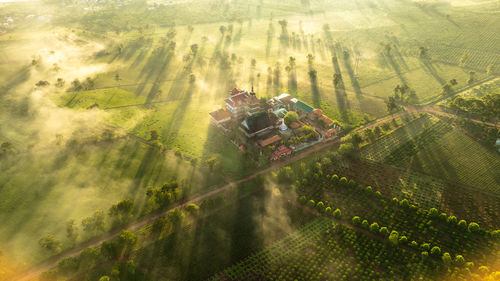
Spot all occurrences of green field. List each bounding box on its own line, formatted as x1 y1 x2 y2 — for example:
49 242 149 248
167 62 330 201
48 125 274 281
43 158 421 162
0 137 223 264
1 0 500 278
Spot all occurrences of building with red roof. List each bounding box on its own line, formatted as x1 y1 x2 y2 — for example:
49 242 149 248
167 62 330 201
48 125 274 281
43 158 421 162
225 88 261 120
270 145 292 161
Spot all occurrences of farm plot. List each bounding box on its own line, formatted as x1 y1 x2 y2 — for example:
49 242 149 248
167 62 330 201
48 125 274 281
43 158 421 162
384 120 453 166
360 114 437 162
410 129 500 193
211 217 439 281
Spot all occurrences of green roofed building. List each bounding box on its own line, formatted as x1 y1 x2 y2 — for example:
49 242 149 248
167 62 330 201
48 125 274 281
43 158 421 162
272 108 288 118
294 100 314 115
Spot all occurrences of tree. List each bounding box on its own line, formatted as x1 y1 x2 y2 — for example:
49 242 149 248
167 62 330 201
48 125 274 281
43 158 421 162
428 208 438 218
379 227 389 237
325 206 332 215
36 80 50 87
389 230 399 245
151 217 167 236
447 215 457 225
369 222 379 234
39 235 61 252
442 252 452 267
55 78 65 88
307 200 315 208
352 216 361 226
316 201 325 213
109 199 134 225
219 25 226 35
385 96 399 113
66 220 78 243
468 222 480 233
333 209 341 219
185 203 200 216
284 111 299 126
361 220 369 229
455 255 465 266
299 195 307 205
118 230 137 254
467 71 475 85
99 277 110 281
458 220 467 230
82 210 105 234
338 142 355 156
430 246 441 257
399 235 408 245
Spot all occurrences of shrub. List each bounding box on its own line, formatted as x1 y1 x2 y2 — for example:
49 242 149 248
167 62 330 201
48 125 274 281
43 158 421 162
455 255 465 266
389 231 399 245
421 243 430 251
325 207 332 215
316 202 325 213
299 196 307 205
400 199 410 209
442 252 452 266
439 213 447 221
333 209 341 219
430 246 441 257
468 222 480 233
478 266 489 276
348 179 356 188
361 220 369 229
392 198 399 205
491 230 500 240
399 235 408 244
421 251 429 260
339 177 348 186
365 186 373 194
379 227 389 237
447 216 457 225
369 223 380 234
307 200 315 208
458 220 467 230
352 216 361 226
428 208 438 218
410 241 418 249
331 174 339 183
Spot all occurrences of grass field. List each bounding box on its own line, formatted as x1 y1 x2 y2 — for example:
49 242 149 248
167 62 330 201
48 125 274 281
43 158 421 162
1 0 500 276
0 138 223 264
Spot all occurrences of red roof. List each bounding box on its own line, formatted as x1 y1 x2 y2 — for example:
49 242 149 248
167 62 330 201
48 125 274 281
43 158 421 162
319 115 333 125
258 135 281 147
271 145 292 160
289 121 303 129
225 89 260 108
325 128 337 137
230 88 243 95
209 108 232 122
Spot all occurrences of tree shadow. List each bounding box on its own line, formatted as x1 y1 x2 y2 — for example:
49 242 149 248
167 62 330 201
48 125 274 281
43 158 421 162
420 59 446 85
0 65 31 96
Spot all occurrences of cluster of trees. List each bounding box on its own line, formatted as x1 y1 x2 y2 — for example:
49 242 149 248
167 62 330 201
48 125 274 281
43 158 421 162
386 84 418 113
299 195 341 219
69 77 96 92
146 181 181 210
446 93 500 123
0 141 15 157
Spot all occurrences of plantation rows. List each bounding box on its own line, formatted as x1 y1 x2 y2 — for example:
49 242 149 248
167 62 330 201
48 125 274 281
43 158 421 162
295 175 497 262
211 218 440 281
395 169 445 210
441 187 500 229
360 114 437 162
427 43 498 73
384 120 453 166
413 130 500 194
